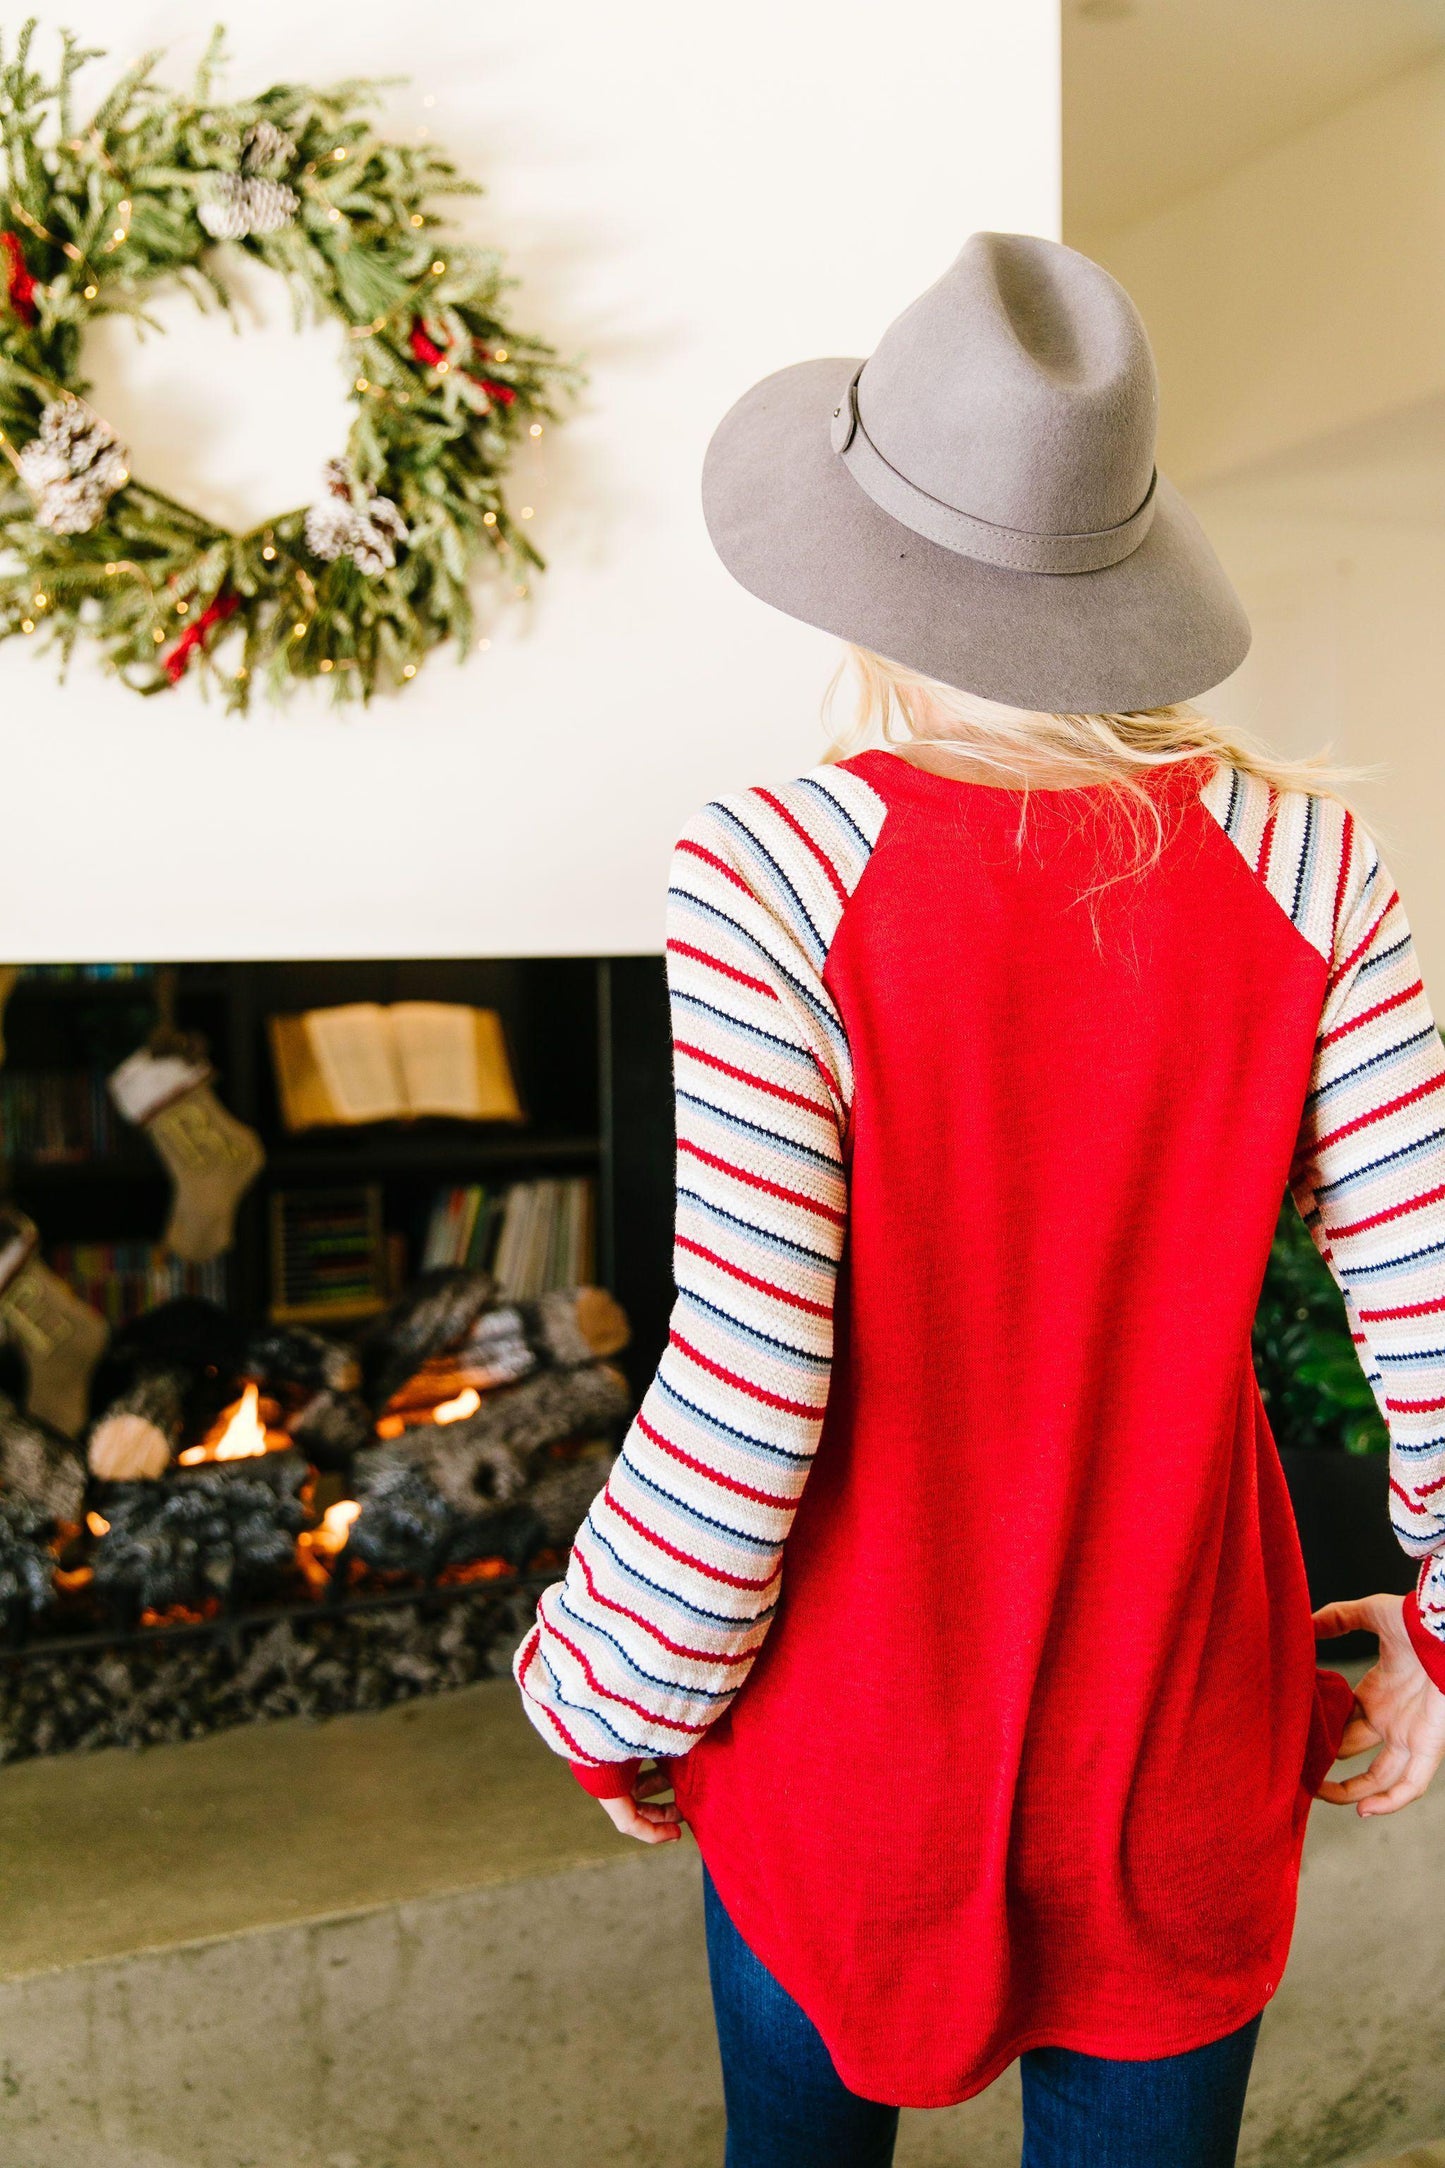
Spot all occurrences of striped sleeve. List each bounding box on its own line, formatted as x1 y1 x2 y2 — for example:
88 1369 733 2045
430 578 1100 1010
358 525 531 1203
513 767 887 1781
1289 813 1445 1688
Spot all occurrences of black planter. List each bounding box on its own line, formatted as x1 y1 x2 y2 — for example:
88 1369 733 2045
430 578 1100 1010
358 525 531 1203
1279 1445 1415 1662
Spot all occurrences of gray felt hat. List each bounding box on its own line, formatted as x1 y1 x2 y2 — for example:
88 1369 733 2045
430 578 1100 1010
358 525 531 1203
701 232 1250 713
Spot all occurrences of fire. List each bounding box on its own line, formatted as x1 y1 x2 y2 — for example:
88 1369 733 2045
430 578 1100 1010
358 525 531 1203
178 1381 287 1465
433 1386 481 1424
317 1497 361 1552
86 1511 110 1537
295 1496 362 1593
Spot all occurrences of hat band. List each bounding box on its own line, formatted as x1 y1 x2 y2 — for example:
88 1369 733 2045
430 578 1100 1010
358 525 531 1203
830 369 1157 576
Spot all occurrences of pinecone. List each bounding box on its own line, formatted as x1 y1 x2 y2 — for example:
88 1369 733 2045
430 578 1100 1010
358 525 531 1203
198 174 251 242
242 178 299 236
303 467 409 577
17 401 128 535
303 496 358 563
197 172 298 242
241 120 297 179
349 495 408 577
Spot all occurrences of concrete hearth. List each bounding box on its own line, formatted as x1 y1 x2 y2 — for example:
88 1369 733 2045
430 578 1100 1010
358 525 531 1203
0 1678 1440 2168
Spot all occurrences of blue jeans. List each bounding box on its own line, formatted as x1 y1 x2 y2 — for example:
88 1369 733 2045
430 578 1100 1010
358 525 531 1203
703 1866 1262 2168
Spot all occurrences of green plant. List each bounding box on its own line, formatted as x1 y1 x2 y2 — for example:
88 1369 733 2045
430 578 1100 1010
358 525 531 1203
1252 1194 1387 1454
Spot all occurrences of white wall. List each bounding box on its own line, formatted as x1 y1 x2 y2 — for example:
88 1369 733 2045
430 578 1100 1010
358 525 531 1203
1091 54 1445 489
0 0 1060 962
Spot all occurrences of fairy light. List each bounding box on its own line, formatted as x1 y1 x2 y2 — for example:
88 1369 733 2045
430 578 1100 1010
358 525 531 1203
430 259 446 276
104 198 132 252
261 544 276 561
328 207 342 223
104 561 117 575
116 468 129 484
493 348 508 363
33 592 46 608
435 359 449 375
409 213 424 227
292 621 306 639
83 282 97 299
319 657 333 672
175 598 189 614
402 662 416 678
482 511 497 526
477 637 490 651
519 506 533 519
529 423 543 438
20 617 34 633
332 147 347 162
355 377 369 392
152 627 165 643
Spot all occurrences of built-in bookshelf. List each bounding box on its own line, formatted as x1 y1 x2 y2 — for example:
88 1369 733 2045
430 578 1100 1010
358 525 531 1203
0 957 675 1388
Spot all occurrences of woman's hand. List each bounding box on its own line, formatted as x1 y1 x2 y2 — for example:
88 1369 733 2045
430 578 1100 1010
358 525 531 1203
1314 1592 1445 1815
598 1764 683 1844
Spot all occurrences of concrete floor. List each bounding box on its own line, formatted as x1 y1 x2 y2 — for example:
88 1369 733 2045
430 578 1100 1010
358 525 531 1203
0 1679 1441 2168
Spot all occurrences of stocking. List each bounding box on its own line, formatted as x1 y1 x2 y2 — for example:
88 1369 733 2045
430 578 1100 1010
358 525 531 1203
109 1050 264 1264
0 1208 109 1438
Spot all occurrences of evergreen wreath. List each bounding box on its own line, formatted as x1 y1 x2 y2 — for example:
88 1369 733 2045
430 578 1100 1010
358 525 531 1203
0 23 576 705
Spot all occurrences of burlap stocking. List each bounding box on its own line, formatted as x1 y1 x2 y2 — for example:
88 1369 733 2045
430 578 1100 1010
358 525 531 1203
0 1208 109 1438
109 1050 264 1264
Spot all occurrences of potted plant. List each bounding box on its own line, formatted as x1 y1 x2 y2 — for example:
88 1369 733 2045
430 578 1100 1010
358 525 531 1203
1254 1198 1414 1640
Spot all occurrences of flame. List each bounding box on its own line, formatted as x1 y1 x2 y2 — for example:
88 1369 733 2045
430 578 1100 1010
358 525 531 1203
179 1382 282 1465
317 1497 361 1552
433 1386 482 1424
86 1511 110 1537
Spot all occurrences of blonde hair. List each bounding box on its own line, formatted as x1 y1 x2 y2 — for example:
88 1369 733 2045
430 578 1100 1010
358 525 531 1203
824 645 1361 885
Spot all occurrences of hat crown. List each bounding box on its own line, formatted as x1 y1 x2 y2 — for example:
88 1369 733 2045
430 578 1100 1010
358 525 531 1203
857 233 1158 541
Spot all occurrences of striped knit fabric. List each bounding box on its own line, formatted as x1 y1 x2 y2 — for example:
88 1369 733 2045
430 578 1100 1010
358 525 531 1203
513 765 887 1778
1201 765 1445 1676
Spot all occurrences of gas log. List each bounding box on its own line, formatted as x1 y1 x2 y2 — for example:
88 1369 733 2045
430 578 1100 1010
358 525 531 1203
0 1392 86 1523
90 1468 309 1621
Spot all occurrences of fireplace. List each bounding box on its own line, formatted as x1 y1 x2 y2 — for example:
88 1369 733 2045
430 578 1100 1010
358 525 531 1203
0 956 674 1762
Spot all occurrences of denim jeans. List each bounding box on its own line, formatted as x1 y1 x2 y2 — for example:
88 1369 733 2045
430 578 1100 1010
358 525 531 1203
703 1865 1263 2168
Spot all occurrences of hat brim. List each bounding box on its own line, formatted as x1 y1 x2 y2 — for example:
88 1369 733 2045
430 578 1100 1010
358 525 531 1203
701 356 1250 713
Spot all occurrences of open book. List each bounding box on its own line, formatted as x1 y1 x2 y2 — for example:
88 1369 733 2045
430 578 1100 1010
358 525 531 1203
267 1003 523 1130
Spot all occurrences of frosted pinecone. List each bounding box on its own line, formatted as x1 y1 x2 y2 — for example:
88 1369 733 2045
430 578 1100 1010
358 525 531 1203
198 174 251 241
197 172 298 241
241 120 297 178
304 467 408 576
303 496 358 563
241 177 299 236
18 402 128 534
349 495 408 576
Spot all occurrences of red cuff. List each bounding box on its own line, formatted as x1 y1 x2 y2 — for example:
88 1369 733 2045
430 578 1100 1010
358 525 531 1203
1404 1592 1445 1693
569 1757 641 1799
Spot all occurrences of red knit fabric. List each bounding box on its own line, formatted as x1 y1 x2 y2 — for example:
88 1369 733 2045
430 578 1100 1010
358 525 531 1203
568 1756 640 1799
667 755 1356 2104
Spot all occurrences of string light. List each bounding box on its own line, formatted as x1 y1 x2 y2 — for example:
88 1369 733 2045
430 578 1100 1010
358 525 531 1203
104 561 117 575
20 617 34 633
33 592 46 608
529 423 543 438
430 259 446 276
83 282 97 299
409 213 424 227
355 377 369 391
152 627 165 643
175 598 189 614
261 544 276 561
482 511 497 526
402 662 417 678
519 506 533 519
493 348 508 363
328 207 342 222
292 622 306 639
319 657 333 672
332 147 347 162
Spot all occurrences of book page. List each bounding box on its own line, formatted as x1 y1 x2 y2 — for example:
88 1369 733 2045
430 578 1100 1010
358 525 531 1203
267 1013 338 1133
303 1005 405 1124
390 1003 522 1121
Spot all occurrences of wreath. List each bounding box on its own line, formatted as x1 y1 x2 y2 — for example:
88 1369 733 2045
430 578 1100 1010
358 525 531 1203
0 23 575 705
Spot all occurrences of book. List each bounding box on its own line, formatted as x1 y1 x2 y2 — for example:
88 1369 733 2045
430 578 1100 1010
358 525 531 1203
267 1002 522 1132
48 1241 225 1326
420 1176 595 1295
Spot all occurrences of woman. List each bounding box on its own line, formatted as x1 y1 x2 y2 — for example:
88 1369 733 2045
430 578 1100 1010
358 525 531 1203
514 233 1445 2166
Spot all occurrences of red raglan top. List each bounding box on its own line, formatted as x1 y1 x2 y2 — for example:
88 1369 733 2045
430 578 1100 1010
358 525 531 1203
516 750 1445 2106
